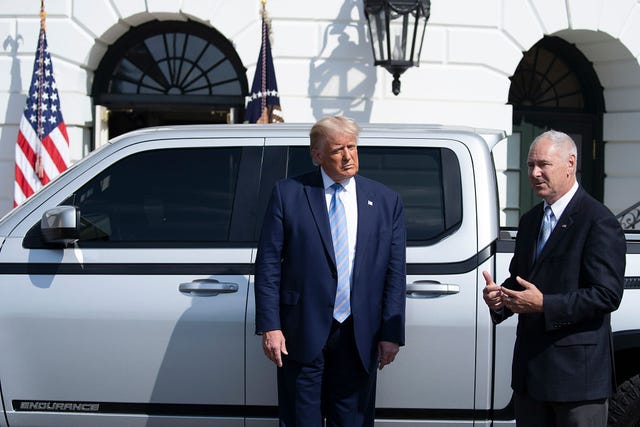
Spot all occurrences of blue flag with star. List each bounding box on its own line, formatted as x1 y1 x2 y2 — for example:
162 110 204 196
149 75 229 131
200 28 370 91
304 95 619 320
244 4 283 123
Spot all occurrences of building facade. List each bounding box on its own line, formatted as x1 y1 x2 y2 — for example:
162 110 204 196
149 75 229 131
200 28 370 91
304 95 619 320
1 0 639 227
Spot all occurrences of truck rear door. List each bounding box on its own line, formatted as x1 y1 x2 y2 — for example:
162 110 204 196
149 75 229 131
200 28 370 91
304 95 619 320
245 135 485 426
358 137 482 426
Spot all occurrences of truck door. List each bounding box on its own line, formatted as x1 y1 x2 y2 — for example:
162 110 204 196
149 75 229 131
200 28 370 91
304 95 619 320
245 137 485 426
357 139 481 425
0 141 262 427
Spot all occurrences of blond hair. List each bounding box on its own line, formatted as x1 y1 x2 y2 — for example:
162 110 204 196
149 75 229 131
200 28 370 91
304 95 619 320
309 116 360 153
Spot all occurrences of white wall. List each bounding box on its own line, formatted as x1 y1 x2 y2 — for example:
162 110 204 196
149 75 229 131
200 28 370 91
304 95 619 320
1 0 640 218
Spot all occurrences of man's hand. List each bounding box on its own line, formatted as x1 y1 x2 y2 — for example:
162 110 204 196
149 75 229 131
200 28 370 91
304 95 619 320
378 341 399 370
482 271 504 311
262 329 288 367
500 276 544 313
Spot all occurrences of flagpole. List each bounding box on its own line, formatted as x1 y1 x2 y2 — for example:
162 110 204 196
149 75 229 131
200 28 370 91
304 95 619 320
260 0 268 121
35 0 46 178
243 0 283 123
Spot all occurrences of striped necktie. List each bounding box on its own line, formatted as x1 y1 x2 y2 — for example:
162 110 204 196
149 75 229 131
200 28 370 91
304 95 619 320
329 183 350 323
536 205 555 258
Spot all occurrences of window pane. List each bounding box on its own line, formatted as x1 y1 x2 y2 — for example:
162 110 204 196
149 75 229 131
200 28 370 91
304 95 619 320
65 148 242 245
287 147 315 178
105 25 244 98
286 146 462 244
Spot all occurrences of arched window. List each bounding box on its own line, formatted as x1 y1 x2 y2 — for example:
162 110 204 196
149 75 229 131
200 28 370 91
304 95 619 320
507 36 605 221
509 37 603 113
93 20 248 138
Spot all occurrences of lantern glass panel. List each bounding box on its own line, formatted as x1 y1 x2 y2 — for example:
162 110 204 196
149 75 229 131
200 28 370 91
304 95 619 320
389 19 409 61
368 9 387 63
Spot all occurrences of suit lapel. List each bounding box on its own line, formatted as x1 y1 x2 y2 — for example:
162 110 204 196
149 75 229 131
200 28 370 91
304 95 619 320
526 204 545 270
304 174 377 271
304 171 335 265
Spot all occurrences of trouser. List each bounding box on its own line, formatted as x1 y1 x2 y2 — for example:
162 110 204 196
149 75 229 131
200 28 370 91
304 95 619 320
277 317 377 427
514 391 608 427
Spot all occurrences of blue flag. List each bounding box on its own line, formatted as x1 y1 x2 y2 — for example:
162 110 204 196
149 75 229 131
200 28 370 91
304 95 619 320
244 5 283 123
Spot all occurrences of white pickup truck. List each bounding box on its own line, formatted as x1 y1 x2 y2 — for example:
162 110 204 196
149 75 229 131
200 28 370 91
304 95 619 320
0 124 637 427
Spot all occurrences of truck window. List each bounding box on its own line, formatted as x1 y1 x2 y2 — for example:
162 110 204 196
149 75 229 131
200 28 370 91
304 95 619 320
55 147 246 246
286 146 462 245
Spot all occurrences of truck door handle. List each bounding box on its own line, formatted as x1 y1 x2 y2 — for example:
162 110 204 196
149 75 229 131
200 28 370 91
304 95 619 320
179 279 239 296
406 281 460 298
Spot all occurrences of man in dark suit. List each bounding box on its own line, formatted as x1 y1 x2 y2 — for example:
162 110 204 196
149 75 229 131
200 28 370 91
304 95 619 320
255 116 406 426
483 130 626 426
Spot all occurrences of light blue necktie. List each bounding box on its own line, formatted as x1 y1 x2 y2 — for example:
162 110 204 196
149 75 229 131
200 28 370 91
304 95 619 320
329 183 351 322
536 205 556 258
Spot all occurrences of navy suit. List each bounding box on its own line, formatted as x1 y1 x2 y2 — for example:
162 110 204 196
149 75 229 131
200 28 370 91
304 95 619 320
255 169 406 424
493 187 626 402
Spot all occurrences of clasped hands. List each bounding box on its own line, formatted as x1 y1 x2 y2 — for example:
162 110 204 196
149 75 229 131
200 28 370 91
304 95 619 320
481 271 543 314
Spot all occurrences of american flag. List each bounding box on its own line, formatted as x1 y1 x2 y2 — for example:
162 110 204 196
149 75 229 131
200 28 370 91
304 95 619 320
244 0 283 124
14 5 70 207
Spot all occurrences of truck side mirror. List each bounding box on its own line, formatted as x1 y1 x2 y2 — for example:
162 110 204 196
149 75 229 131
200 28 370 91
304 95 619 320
41 206 80 246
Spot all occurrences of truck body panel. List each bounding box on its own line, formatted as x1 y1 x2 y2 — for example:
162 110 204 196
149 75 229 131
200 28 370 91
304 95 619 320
0 124 636 426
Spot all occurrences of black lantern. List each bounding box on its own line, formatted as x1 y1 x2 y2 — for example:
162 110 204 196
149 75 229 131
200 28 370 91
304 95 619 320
363 0 431 95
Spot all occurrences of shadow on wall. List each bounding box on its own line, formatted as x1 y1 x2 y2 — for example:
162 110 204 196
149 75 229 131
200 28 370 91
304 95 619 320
1 35 25 213
308 0 376 123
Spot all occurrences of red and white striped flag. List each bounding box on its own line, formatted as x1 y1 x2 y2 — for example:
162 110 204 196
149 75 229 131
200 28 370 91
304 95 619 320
14 2 70 207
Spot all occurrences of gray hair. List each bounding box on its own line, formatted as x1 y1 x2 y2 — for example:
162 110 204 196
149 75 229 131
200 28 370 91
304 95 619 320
530 129 578 165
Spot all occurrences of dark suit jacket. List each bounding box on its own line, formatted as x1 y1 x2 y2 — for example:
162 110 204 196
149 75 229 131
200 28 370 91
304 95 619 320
255 170 406 372
493 186 626 402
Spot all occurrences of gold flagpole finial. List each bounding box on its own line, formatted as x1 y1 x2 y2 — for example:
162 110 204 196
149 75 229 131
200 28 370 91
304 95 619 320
40 0 46 30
